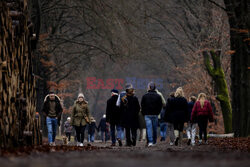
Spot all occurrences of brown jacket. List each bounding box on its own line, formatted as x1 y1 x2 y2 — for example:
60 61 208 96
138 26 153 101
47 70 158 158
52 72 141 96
71 100 90 126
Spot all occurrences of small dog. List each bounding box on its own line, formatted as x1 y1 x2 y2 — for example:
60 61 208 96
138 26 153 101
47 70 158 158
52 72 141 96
62 136 68 145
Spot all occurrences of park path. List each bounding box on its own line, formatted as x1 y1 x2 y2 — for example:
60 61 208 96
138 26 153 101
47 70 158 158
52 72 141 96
0 140 249 167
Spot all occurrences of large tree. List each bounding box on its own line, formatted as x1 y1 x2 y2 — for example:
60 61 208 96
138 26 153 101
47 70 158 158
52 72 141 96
223 0 250 137
209 0 250 136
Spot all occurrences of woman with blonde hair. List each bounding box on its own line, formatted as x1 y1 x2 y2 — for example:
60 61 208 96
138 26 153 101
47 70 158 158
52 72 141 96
71 93 91 146
165 87 188 146
191 93 214 145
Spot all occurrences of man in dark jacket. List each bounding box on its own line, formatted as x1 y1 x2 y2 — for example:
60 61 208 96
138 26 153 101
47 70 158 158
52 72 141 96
42 91 63 146
106 89 123 146
120 83 140 146
141 82 162 147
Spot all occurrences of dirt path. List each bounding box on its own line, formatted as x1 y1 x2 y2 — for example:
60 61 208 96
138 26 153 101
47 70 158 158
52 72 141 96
0 140 249 167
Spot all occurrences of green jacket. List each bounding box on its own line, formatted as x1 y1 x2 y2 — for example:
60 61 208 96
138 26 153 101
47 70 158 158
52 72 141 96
71 100 90 126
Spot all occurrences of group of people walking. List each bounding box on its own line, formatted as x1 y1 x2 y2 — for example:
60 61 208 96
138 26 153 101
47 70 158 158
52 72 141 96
42 82 214 147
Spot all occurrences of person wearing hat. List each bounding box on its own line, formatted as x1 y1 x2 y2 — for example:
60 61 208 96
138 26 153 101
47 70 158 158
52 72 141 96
120 83 140 146
71 93 91 146
141 82 163 147
64 117 73 143
106 89 123 146
42 91 63 146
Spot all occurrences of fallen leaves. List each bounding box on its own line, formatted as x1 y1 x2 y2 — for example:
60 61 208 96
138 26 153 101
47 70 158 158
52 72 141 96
209 137 250 152
0 144 104 157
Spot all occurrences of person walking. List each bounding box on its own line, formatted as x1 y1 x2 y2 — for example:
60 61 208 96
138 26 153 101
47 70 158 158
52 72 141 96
141 82 163 147
98 114 108 142
88 117 97 143
155 89 167 142
159 109 167 141
191 93 214 145
186 96 197 146
106 89 123 146
165 87 188 146
120 83 140 146
138 110 146 141
164 92 175 145
42 91 63 146
71 93 91 146
64 117 73 143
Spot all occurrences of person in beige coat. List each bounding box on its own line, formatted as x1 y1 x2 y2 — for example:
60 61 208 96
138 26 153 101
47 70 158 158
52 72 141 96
71 93 91 146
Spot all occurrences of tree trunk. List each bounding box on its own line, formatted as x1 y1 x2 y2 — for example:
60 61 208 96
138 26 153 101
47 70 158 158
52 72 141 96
203 50 233 133
0 0 41 148
223 0 250 137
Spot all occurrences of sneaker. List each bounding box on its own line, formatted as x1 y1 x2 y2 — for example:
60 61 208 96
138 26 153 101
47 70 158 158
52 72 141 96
187 139 191 146
79 143 84 147
170 142 174 146
205 141 208 145
191 143 195 146
49 142 56 146
118 139 123 147
148 143 153 147
198 140 202 145
175 137 179 146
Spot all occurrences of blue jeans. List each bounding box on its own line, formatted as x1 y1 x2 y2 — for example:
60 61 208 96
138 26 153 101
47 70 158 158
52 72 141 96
88 134 95 142
101 131 108 142
110 124 123 144
160 122 167 141
145 115 158 144
121 127 125 140
46 117 58 143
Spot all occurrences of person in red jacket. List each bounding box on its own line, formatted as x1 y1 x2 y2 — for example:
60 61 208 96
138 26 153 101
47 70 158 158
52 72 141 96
191 93 214 145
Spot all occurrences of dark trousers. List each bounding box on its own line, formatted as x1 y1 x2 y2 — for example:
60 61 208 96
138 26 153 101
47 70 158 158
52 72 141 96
75 125 86 143
125 128 137 146
65 132 71 141
197 116 208 141
173 122 184 131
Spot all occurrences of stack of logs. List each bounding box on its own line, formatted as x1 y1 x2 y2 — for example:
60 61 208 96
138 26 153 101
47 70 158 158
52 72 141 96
0 0 41 148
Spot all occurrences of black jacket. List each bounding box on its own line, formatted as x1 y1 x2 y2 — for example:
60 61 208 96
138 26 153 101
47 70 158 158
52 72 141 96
187 101 195 122
164 97 188 123
88 122 97 135
120 95 140 128
98 118 106 131
106 95 121 125
141 90 163 116
42 96 63 125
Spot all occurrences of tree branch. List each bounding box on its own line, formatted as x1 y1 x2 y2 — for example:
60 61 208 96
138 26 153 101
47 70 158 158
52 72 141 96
208 0 227 11
203 51 215 77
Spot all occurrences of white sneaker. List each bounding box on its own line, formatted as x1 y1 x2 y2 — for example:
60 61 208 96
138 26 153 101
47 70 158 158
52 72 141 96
198 140 202 145
148 143 153 147
191 143 195 146
49 142 56 146
79 143 84 147
170 142 174 146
